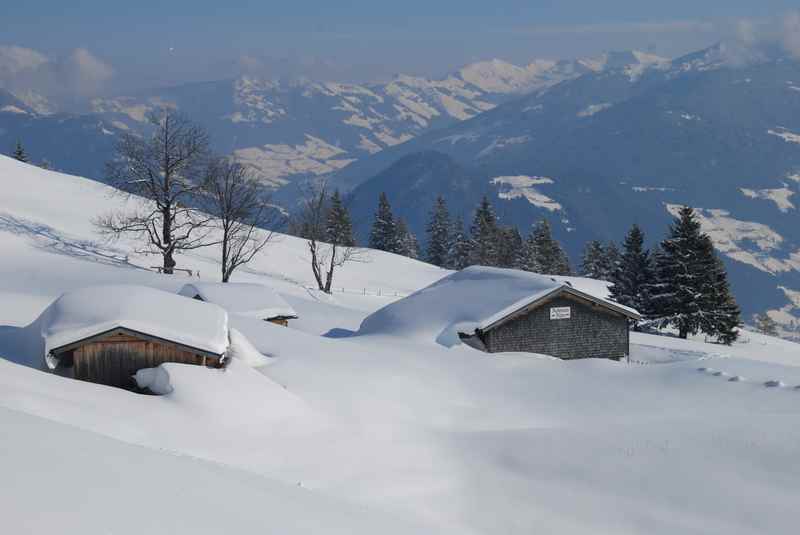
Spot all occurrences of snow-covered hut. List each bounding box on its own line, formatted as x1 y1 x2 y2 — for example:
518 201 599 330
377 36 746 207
41 285 229 388
359 266 640 360
178 282 298 326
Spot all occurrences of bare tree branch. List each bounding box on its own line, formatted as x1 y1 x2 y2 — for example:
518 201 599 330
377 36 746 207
202 157 285 282
96 108 213 273
293 180 365 293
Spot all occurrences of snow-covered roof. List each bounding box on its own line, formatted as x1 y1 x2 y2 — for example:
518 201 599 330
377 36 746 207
178 282 297 320
40 285 229 359
358 266 639 347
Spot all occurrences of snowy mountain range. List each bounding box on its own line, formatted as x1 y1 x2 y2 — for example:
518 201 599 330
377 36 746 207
0 51 663 185
333 44 800 339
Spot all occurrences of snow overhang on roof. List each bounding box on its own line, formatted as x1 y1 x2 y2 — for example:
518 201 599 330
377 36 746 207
178 282 297 320
475 284 641 334
41 285 229 361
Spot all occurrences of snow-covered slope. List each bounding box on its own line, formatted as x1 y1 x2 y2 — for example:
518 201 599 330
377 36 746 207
1 157 799 534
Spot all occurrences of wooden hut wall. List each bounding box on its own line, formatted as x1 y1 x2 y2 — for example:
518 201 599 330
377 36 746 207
72 333 211 388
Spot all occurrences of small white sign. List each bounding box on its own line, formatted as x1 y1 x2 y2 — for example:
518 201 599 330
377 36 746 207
550 306 571 320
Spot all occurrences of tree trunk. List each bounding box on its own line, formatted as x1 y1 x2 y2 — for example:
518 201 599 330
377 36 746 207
324 244 336 294
309 241 325 291
679 328 688 339
163 250 176 275
221 233 229 282
162 206 174 274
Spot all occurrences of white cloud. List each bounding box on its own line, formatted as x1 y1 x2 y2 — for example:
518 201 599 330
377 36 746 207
0 45 49 78
719 11 800 64
784 11 800 58
62 48 114 95
0 45 114 106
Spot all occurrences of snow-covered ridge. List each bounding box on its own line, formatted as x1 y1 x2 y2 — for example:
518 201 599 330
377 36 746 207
82 50 674 189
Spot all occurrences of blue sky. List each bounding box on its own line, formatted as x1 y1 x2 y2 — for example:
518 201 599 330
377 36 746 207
2 1 799 89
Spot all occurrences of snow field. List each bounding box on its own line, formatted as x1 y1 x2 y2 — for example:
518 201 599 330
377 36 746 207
1 156 800 534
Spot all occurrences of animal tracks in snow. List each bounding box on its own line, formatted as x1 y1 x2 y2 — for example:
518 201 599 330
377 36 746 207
697 367 797 391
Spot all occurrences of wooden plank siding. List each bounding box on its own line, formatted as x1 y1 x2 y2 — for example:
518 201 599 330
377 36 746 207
71 331 219 389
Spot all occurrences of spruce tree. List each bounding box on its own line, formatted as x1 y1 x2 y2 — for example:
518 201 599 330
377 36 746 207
580 240 606 279
12 140 29 163
326 190 356 247
528 219 571 275
609 225 654 328
497 226 524 269
647 206 739 340
368 192 397 252
697 238 740 344
601 241 621 281
395 218 420 259
519 231 542 273
446 218 471 270
468 196 499 266
425 196 451 267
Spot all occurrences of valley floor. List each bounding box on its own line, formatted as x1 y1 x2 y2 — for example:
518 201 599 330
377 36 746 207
1 156 799 534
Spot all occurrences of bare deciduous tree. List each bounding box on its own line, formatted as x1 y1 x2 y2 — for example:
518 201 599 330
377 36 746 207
296 181 363 293
203 157 284 282
96 108 212 274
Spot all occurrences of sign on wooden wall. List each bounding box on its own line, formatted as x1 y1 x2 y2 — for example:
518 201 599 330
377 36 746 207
550 306 571 320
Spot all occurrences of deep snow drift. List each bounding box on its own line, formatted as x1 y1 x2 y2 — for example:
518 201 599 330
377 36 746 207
179 281 298 320
41 284 229 361
1 155 800 534
358 266 637 346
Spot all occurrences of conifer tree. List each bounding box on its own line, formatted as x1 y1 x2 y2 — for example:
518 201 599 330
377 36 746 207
468 196 499 266
648 206 739 342
527 219 571 275
497 226 524 269
609 225 653 328
368 192 397 252
12 140 29 163
580 240 606 279
446 218 471 270
518 231 542 273
600 241 621 281
648 208 705 338
395 218 420 259
425 196 451 267
326 190 356 247
697 238 741 344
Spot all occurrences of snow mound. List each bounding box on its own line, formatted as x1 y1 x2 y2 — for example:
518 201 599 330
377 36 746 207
227 327 271 367
134 366 173 395
179 282 297 320
39 285 229 360
358 266 630 346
